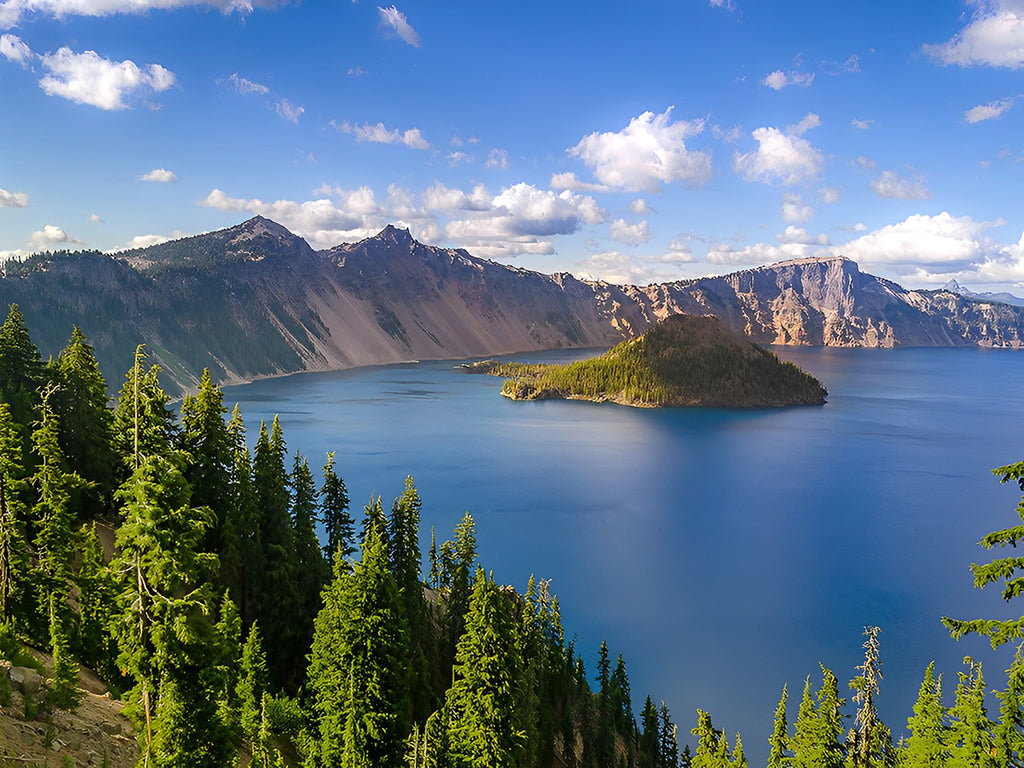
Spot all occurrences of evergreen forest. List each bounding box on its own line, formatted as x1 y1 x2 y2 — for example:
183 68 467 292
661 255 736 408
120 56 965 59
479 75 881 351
0 303 1022 767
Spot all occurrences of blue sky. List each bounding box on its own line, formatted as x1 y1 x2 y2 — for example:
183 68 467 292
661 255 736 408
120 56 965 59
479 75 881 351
1 0 1024 291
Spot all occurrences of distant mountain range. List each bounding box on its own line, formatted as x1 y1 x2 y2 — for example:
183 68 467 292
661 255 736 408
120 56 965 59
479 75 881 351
3 217 1023 394
942 278 1024 308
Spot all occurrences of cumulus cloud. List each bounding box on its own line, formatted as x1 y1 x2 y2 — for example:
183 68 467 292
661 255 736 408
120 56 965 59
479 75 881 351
422 182 491 213
574 249 693 285
29 224 81 250
819 187 841 204
734 113 823 185
378 5 420 47
446 151 472 167
708 0 735 11
762 69 815 90
336 120 430 149
777 225 829 245
201 188 382 247
851 117 877 130
567 107 712 192
707 241 813 266
870 169 930 200
140 168 176 183
609 218 651 246
90 213 102 222
964 97 1015 122
225 72 268 95
275 98 304 123
0 188 28 207
781 193 813 224
0 32 31 65
0 0 281 27
550 172 609 193
485 148 508 169
924 0 1024 69
630 198 653 214
8 38 176 109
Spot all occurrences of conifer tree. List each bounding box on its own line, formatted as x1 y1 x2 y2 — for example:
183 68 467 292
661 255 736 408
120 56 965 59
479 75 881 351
443 567 525 768
791 667 846 768
212 593 242 745
767 685 789 768
0 303 45 429
179 369 232 552
111 345 176 483
222 405 260 625
730 734 746 768
50 326 114 516
993 645 1024 768
48 592 80 710
308 511 410 768
320 451 354 566
238 621 268 743
595 640 616 768
252 416 298 687
76 522 119 683
0 403 26 625
904 662 946 768
640 696 660 768
848 626 892 768
660 702 681 768
112 451 227 767
945 657 997 768
290 453 329 680
612 653 636 762
691 709 727 768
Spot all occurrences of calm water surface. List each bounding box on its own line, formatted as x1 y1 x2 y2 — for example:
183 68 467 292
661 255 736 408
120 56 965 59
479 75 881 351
225 347 1024 763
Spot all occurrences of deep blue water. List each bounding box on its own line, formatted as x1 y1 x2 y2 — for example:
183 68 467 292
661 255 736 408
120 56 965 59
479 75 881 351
224 347 1024 763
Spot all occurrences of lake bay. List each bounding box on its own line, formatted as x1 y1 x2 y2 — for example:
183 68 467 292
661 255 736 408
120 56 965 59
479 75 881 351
225 347 1024 763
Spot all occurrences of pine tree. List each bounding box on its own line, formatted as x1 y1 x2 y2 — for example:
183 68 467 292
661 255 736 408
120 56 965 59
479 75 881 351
179 368 232 552
660 702 680 768
238 621 268 742
321 451 354 566
730 734 747 768
76 522 119 683
50 326 114 517
994 645 1024 768
252 416 298 688
443 567 525 768
111 452 226 767
791 667 846 768
946 657 997 768
111 345 176 482
221 405 260 626
691 709 727 768
595 640 615 768
904 662 946 768
848 627 892 768
0 303 45 429
212 593 242 745
0 403 26 625
767 685 789 768
640 696 660 768
48 592 80 710
290 453 329 681
308 514 410 767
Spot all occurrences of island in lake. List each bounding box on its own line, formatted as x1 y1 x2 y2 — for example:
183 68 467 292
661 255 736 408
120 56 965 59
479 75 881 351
467 314 828 407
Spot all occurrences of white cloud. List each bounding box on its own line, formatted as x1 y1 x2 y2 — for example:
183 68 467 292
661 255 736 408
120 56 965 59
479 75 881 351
0 0 280 28
377 5 420 47
111 229 191 250
781 193 813 224
422 182 491 213
851 117 877 130
843 54 861 72
201 188 383 247
446 151 472 167
0 187 28 207
819 187 841 204
964 97 1015 122
225 72 268 95
485 148 508 169
337 120 430 150
708 0 735 11
29 224 81 250
567 107 712 192
337 120 431 150
574 250 691 285
856 156 877 171
630 198 653 215
734 113 823 185
712 124 743 143
140 167 176 183
550 172 610 193
0 33 32 65
833 213 1011 283
762 69 815 90
347 66 366 77
275 98 304 123
707 241 813 266
778 225 829 246
26 43 175 110
90 212 102 222
609 218 651 246
924 0 1024 69
870 169 930 200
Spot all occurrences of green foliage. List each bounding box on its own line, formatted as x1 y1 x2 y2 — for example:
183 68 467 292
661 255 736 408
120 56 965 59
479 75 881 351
321 451 354 566
946 657 998 768
0 303 45 428
111 346 176 483
767 684 789 768
47 593 80 710
904 662 947 768
0 403 27 626
239 621 268 742
791 666 845 768
483 314 827 408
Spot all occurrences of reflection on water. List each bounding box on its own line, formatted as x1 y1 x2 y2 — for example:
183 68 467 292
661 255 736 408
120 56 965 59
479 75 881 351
224 347 1024 764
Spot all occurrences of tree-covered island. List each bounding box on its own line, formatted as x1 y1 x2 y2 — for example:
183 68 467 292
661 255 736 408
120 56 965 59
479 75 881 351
467 314 828 408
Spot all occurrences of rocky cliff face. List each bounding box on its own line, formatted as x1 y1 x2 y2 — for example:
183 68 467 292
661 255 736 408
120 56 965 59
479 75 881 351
2 219 1022 393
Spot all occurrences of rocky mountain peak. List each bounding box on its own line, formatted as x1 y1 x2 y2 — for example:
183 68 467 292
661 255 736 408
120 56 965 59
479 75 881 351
374 224 415 249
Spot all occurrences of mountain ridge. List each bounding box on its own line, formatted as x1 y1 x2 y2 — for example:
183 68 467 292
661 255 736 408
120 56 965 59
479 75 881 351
2 218 1023 394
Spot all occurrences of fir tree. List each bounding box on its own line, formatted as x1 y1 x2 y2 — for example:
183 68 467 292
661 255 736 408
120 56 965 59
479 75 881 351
308 514 410 767
904 662 946 768
290 453 329 681
945 657 997 768
0 303 45 429
640 696 660 768
252 416 298 688
596 640 615 768
443 567 525 768
321 451 354 566
48 592 80 710
0 403 26 625
222 405 260 626
179 368 232 552
791 667 846 768
767 685 789 768
691 709 727 768
660 702 680 768
238 621 268 742
111 345 176 482
76 522 119 683
993 645 1024 768
848 626 892 768
50 326 115 516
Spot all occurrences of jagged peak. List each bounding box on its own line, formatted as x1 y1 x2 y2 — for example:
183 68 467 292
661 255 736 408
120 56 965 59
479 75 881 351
373 224 415 246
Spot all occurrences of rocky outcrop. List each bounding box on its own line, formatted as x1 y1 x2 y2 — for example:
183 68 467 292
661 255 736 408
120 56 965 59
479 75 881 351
1 220 1022 394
